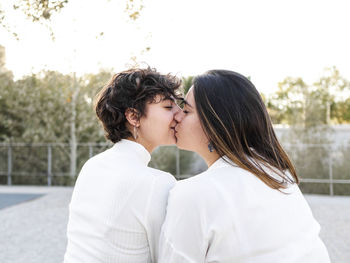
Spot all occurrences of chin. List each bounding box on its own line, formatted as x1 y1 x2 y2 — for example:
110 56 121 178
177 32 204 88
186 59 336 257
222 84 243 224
163 135 176 145
175 138 188 150
168 139 176 145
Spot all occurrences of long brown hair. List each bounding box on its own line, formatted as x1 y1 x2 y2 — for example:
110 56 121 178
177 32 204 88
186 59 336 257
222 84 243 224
193 70 298 190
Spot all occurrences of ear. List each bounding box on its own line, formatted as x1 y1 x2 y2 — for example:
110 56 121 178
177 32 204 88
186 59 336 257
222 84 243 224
125 108 140 127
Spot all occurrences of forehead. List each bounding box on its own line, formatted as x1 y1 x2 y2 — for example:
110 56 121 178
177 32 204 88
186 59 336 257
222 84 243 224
184 88 195 104
151 94 174 103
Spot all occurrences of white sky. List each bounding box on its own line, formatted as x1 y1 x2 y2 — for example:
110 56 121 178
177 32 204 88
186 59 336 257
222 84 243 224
0 0 349 95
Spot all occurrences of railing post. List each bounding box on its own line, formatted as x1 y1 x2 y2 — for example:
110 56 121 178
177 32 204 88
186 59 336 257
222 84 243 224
176 147 180 177
89 144 93 159
47 144 52 186
329 150 334 196
7 145 12 186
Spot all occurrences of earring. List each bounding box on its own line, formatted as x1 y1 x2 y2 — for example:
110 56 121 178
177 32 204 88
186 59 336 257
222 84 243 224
208 142 214 152
133 126 138 140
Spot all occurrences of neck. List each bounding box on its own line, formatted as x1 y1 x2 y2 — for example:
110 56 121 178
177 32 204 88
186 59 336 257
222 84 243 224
199 150 220 168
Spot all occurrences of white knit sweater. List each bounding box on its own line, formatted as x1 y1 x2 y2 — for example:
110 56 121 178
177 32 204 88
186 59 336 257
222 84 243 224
159 157 330 263
64 139 176 263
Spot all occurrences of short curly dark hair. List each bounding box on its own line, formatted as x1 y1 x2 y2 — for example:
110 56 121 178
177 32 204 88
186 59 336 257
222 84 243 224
95 67 182 143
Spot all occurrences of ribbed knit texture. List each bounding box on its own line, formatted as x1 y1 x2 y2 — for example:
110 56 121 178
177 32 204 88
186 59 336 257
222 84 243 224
159 157 331 263
64 139 176 263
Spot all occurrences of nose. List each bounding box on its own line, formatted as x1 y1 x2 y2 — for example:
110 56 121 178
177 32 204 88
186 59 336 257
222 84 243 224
173 103 181 113
174 109 184 122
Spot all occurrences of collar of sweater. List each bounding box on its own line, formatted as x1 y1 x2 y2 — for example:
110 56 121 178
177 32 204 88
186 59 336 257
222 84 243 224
112 139 151 165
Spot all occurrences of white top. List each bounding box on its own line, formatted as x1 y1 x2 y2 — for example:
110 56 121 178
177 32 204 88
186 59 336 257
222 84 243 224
64 139 176 263
159 157 330 263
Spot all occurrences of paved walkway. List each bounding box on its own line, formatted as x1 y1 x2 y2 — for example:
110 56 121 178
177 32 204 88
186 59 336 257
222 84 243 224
305 194 350 262
0 186 349 263
0 193 44 209
0 186 72 263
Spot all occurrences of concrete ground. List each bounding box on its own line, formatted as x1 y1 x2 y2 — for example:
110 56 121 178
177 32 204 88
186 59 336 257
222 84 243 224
0 193 44 209
0 186 349 263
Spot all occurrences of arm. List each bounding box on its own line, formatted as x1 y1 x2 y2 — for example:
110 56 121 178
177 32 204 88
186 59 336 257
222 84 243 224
145 172 176 263
158 183 208 263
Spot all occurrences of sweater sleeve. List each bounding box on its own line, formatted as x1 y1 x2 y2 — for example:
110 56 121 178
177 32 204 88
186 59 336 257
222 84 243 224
158 182 208 263
144 171 176 263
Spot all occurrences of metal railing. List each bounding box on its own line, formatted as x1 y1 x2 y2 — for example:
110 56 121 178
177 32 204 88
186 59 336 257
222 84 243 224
0 142 349 195
282 143 350 195
0 143 111 186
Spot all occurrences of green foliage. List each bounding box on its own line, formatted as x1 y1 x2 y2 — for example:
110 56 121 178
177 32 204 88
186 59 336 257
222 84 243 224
181 76 194 95
266 67 350 126
125 0 144 21
333 99 350 123
0 70 112 143
0 0 144 39
263 67 350 195
270 75 334 193
1 57 350 192
12 0 69 22
0 63 23 140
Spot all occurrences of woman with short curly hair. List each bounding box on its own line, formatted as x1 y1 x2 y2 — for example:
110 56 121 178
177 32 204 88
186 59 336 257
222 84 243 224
64 67 182 263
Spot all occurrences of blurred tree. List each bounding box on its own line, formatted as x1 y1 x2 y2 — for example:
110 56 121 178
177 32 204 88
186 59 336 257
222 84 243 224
314 66 350 124
12 0 69 22
6 71 73 143
333 99 350 123
0 76 23 140
266 67 350 125
0 47 20 140
0 0 144 39
0 69 112 143
267 77 309 126
77 70 113 143
0 69 113 183
265 68 350 194
181 76 194 95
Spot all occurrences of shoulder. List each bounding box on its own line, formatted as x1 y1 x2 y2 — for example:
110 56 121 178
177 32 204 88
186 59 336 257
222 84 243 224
82 147 148 173
81 147 116 167
168 170 215 205
168 163 254 203
171 164 235 192
146 167 177 187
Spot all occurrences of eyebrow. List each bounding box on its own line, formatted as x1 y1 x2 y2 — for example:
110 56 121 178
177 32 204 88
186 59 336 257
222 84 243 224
181 98 193 108
162 95 180 102
161 95 173 101
162 96 193 108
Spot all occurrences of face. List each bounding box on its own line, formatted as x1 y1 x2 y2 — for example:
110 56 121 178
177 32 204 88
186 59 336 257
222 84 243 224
174 87 209 153
138 95 180 151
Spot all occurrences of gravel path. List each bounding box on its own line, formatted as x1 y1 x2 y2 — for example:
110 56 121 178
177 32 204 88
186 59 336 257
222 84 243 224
0 186 348 263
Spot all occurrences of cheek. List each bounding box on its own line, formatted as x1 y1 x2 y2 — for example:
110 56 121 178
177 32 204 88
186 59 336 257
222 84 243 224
180 116 206 142
143 110 172 134
182 118 194 133
157 111 173 129
193 121 207 143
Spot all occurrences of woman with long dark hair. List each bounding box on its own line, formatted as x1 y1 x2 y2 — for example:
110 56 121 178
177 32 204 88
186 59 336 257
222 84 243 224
159 70 330 262
64 68 181 263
